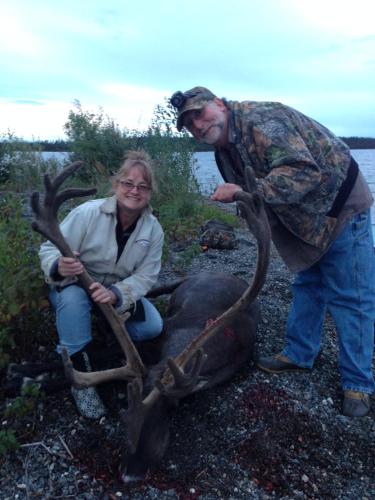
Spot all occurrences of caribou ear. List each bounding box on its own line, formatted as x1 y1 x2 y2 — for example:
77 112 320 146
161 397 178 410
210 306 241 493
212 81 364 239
120 378 147 454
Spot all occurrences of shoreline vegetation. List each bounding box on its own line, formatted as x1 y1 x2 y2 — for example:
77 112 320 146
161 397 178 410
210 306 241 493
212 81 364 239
1 135 375 152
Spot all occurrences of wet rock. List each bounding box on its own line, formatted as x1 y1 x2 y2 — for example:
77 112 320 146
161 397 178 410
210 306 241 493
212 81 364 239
199 219 238 250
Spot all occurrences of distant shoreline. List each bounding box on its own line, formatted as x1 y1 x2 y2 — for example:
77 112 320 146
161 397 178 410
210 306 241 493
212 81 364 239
2 136 375 152
193 137 375 152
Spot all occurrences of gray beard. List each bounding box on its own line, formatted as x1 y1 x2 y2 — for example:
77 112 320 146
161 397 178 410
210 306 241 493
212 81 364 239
200 124 223 146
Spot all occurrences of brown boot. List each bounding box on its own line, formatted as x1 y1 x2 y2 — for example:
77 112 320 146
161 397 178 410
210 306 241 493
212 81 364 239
256 353 311 374
342 391 370 418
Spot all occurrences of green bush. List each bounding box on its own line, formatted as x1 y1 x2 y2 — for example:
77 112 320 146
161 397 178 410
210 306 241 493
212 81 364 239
0 430 19 456
4 383 41 418
196 203 239 228
64 100 136 186
0 193 48 367
0 131 65 192
0 385 41 456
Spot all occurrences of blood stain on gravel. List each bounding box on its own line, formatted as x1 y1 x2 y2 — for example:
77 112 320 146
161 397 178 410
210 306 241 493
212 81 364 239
231 382 374 497
69 427 122 486
148 469 202 499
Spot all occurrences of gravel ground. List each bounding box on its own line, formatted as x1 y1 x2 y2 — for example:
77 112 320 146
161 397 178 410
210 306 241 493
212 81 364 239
1 202 374 499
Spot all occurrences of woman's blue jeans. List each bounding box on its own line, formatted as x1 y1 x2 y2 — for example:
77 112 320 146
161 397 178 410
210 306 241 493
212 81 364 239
283 209 375 394
49 285 163 356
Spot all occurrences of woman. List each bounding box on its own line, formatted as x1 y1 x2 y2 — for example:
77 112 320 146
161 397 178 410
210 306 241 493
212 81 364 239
39 150 164 419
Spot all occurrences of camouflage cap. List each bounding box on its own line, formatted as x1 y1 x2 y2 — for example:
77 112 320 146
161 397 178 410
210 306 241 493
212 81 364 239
170 86 216 131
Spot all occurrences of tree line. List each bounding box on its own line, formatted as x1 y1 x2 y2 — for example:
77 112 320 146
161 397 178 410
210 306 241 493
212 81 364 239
2 136 374 153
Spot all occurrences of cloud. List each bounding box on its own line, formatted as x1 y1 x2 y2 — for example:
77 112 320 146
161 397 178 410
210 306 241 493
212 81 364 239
0 0 374 139
286 0 375 37
95 82 169 129
0 5 44 58
13 100 44 106
0 99 71 140
0 85 169 140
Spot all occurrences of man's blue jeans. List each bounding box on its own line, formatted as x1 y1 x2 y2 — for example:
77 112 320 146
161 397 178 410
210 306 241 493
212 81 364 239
49 285 163 356
283 209 375 394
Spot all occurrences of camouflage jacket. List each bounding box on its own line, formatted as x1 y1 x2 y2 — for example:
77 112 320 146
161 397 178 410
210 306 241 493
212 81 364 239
215 100 353 252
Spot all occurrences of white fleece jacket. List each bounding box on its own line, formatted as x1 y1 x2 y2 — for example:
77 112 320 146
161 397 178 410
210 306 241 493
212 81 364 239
39 196 164 314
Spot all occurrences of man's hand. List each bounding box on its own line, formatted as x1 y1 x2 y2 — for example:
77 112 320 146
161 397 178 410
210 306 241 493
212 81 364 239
211 183 243 203
89 282 117 305
57 251 84 277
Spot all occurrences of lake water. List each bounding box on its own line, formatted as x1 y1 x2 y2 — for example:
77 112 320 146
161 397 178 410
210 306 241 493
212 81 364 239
41 149 375 237
193 149 375 239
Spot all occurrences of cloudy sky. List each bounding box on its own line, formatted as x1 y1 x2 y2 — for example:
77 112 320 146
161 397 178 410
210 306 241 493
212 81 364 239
1 0 374 140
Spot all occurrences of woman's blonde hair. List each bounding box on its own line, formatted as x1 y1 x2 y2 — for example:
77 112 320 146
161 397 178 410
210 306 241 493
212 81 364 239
112 150 157 193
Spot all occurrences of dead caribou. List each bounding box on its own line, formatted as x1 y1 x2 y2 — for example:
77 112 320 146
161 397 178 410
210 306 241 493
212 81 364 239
30 161 271 482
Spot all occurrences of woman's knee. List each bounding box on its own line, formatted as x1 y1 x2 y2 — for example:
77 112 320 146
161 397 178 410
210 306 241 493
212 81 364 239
126 299 163 341
51 285 92 314
51 286 93 353
126 320 163 341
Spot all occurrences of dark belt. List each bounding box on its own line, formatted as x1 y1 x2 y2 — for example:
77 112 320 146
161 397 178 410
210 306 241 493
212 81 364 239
127 299 145 322
326 157 359 218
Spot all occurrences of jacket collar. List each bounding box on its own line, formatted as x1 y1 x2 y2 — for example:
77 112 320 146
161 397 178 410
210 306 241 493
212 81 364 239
225 100 242 145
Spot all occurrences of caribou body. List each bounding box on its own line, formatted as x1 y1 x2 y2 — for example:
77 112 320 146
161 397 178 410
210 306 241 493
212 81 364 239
30 162 271 482
121 270 259 481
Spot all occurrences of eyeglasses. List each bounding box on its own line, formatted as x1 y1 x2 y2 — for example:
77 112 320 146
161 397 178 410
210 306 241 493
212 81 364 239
118 180 151 194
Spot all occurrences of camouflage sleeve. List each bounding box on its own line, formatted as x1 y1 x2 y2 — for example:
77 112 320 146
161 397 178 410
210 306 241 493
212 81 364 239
252 123 322 206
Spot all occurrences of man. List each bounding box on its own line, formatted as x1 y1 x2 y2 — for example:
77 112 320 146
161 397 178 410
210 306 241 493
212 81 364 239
170 86 375 417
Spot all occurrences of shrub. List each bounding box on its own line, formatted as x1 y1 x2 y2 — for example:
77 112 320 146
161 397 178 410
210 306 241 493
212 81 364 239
0 384 42 457
0 193 48 367
0 430 19 456
4 383 41 418
0 131 66 192
64 100 136 185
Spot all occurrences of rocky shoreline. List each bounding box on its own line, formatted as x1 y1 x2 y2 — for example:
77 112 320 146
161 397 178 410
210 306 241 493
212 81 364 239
1 203 374 499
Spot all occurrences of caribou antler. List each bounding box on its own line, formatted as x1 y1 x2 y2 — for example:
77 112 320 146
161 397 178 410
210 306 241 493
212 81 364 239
159 166 270 383
154 349 208 399
123 166 271 452
30 162 147 387
122 349 208 453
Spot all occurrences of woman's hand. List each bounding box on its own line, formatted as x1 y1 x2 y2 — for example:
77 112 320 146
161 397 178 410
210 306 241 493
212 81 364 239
57 251 84 277
89 282 117 305
211 183 243 203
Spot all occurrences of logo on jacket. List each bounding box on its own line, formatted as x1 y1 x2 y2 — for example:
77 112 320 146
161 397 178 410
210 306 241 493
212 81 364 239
136 239 150 247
